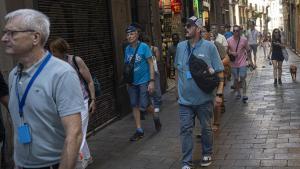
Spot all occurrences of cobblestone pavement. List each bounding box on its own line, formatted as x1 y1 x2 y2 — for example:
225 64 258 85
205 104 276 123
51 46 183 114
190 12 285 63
87 48 300 169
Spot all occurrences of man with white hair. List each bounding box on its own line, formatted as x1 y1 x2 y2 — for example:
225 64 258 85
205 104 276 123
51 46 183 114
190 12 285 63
1 9 84 169
175 16 224 168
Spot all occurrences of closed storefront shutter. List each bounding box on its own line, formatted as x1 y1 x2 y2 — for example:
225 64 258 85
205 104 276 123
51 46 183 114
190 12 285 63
35 0 117 132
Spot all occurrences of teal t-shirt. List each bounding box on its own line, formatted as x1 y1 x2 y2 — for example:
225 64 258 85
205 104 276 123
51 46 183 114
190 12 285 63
175 39 224 105
125 42 152 85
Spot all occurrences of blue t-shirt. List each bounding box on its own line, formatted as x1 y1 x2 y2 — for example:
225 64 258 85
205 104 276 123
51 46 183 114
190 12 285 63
175 39 224 105
224 31 234 39
125 42 152 85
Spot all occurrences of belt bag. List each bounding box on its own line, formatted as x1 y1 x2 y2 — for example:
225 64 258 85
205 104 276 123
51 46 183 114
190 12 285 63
187 42 220 93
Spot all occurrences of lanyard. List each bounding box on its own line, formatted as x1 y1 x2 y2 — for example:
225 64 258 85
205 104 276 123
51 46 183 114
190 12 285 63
15 53 51 118
186 41 195 66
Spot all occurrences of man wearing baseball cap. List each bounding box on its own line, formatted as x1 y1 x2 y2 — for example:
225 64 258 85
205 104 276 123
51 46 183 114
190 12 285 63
123 24 157 141
175 16 224 168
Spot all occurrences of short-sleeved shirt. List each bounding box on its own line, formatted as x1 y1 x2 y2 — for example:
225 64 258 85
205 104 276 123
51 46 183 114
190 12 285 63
0 72 8 97
8 52 85 168
227 36 250 68
175 39 224 106
125 42 152 85
224 31 233 39
246 29 260 45
216 33 228 49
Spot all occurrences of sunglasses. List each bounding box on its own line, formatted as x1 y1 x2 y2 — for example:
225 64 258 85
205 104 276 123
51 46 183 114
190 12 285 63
274 31 279 33
233 29 240 32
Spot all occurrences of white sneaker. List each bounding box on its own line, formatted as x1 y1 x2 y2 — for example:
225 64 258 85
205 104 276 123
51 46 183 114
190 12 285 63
182 165 191 169
201 156 212 167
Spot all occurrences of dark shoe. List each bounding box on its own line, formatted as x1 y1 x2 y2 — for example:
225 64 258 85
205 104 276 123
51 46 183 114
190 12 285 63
201 156 212 167
129 131 144 141
231 85 235 89
278 78 282 85
154 118 162 131
242 96 248 103
274 79 277 85
140 111 146 120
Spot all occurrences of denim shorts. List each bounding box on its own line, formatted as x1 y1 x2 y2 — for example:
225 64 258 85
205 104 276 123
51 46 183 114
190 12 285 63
127 82 149 111
231 66 247 79
250 44 258 54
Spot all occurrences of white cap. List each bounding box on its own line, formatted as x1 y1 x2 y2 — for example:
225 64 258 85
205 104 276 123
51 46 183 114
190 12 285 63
186 16 203 27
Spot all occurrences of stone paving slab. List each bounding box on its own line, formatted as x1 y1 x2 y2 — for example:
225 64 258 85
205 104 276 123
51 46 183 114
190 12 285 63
87 48 300 169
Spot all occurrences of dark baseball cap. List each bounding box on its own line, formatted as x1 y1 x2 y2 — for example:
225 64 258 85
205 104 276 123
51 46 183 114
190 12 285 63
126 25 137 33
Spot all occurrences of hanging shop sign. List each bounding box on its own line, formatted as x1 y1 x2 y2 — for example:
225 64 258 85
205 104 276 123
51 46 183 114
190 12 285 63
171 0 182 14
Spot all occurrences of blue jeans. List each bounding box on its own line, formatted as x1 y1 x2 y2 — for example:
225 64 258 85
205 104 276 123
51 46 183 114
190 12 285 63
179 102 213 167
150 72 161 109
127 82 149 111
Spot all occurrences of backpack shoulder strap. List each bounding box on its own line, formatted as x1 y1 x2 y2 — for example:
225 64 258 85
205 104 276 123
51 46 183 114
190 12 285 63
72 56 87 83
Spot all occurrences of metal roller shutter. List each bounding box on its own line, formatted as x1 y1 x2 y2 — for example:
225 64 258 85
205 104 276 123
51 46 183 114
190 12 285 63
35 0 117 132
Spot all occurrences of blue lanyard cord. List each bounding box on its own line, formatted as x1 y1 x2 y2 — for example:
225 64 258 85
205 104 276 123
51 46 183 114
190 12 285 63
15 53 52 118
186 42 195 66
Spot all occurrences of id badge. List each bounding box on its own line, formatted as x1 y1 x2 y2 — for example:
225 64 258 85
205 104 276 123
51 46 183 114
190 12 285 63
18 123 32 144
186 71 192 79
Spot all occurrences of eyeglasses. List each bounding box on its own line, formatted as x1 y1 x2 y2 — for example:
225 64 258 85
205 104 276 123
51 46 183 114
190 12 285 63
233 29 240 32
274 31 279 33
2 29 35 38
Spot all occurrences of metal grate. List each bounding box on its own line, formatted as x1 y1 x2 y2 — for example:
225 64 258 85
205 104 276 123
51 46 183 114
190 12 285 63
35 0 117 132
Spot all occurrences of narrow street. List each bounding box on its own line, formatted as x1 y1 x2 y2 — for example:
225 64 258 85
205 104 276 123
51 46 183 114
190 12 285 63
87 48 300 169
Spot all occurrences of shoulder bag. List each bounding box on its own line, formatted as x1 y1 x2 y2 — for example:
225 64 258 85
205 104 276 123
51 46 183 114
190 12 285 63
188 41 220 93
72 56 101 97
228 37 240 62
123 43 140 84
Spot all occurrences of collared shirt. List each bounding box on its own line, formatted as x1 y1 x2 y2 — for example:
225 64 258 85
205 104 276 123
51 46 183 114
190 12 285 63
216 33 228 49
224 31 233 39
124 42 152 85
8 51 85 168
246 29 260 45
227 36 250 68
175 39 224 106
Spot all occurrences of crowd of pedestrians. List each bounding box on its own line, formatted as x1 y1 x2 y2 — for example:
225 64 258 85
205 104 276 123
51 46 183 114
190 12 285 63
0 8 293 169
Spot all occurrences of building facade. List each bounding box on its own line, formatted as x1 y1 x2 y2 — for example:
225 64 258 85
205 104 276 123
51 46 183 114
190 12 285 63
0 3 164 163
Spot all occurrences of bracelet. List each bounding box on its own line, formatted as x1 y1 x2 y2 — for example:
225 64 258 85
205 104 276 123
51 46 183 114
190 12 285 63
150 79 155 82
91 98 96 100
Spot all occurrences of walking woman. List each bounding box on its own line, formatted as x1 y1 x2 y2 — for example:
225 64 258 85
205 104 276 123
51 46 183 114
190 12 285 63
269 28 285 85
50 37 95 168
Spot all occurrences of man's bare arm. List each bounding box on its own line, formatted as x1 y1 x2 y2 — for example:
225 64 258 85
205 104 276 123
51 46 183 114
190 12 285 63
59 113 82 169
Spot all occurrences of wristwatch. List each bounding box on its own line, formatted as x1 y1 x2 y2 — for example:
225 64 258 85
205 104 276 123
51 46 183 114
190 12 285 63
216 93 223 97
150 79 155 82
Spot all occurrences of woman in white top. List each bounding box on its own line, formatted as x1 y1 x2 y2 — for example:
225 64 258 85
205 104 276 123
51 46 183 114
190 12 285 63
50 37 95 168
